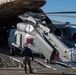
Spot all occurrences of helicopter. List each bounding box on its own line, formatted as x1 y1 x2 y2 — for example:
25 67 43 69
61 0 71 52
8 12 76 63
0 0 76 63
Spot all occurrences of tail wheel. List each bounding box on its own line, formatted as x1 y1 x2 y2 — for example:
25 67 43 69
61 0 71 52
50 50 59 61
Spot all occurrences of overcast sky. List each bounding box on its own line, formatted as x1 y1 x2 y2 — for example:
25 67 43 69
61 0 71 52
42 0 76 24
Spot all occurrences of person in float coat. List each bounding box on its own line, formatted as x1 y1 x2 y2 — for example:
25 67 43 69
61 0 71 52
20 43 34 73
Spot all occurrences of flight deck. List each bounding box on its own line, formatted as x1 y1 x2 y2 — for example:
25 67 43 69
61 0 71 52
0 48 76 75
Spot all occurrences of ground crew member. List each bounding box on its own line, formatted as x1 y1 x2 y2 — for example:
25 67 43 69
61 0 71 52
20 43 34 73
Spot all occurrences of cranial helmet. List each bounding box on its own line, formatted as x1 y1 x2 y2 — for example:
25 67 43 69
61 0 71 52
24 43 28 47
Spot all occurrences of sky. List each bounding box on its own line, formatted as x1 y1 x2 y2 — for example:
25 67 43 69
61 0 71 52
41 0 76 24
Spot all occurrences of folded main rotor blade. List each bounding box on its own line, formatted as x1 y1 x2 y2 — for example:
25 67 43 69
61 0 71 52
46 14 76 18
45 11 76 14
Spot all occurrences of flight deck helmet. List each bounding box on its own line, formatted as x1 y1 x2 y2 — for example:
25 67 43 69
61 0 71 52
23 43 28 48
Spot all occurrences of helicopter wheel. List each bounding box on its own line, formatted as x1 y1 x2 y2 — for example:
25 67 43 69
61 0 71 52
50 50 59 61
10 48 15 56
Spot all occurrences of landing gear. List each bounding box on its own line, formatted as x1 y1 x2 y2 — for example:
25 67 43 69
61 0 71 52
10 47 21 56
10 48 15 56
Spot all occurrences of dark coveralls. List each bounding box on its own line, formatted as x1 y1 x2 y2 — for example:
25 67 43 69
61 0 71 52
20 47 34 73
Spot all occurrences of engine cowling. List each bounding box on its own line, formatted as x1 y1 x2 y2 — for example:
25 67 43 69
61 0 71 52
53 27 63 38
54 27 76 43
71 31 76 43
